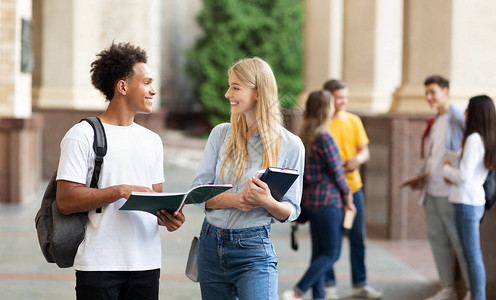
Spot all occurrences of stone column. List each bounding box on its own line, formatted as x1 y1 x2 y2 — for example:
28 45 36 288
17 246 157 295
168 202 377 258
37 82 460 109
391 0 496 112
293 0 343 132
34 0 162 110
301 0 343 99
0 0 42 203
0 116 43 203
0 0 32 117
34 0 104 110
342 0 403 113
161 0 202 112
99 0 162 110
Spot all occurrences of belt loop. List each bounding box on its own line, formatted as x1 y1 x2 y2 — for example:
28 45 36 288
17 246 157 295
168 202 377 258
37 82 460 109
264 225 270 238
205 222 211 235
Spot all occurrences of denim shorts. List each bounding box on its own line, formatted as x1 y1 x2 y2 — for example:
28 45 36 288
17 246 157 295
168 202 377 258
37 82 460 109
197 220 278 300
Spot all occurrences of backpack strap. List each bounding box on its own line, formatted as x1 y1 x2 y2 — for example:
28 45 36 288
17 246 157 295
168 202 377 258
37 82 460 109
80 117 107 213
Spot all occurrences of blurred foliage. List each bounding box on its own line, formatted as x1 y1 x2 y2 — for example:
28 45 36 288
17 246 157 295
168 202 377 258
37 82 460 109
186 0 303 126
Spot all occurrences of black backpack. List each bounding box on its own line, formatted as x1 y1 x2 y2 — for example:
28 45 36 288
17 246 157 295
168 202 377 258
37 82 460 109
484 170 496 211
35 117 107 268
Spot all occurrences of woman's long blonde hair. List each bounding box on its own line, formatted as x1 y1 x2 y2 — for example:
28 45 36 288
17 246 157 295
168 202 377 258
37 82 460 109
220 57 282 184
299 90 333 154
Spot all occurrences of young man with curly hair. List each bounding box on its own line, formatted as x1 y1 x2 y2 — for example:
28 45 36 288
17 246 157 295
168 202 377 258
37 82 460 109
56 42 185 300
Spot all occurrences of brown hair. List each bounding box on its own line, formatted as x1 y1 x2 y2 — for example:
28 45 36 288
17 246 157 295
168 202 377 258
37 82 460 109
299 90 332 155
323 79 346 94
424 75 449 89
462 95 496 170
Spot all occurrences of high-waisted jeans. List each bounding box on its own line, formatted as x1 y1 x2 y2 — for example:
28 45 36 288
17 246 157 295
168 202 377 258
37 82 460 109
454 204 486 300
325 189 367 288
197 220 278 300
295 206 343 300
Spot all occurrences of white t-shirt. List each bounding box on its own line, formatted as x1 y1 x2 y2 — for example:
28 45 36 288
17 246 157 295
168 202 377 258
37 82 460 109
57 121 165 271
426 113 451 197
443 133 489 206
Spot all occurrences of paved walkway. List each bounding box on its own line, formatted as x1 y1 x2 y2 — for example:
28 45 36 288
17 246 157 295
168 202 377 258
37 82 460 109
0 130 441 300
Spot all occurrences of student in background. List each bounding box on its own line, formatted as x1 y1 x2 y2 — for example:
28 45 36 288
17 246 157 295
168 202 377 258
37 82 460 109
281 90 355 300
413 75 470 300
322 79 382 299
190 57 305 300
443 95 496 300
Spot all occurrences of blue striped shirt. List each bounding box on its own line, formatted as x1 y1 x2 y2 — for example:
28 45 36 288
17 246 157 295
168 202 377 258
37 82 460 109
190 123 305 229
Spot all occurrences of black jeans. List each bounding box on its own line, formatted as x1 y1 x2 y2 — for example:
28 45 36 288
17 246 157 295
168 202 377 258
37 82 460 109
76 269 160 300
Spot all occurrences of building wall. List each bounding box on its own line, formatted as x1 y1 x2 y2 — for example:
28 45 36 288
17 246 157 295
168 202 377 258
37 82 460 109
0 0 32 117
0 0 41 204
0 0 490 296
3 0 496 268
361 113 429 239
160 0 203 115
33 0 162 111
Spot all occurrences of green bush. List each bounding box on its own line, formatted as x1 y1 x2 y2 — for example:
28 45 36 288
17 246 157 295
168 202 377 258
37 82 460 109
186 0 303 126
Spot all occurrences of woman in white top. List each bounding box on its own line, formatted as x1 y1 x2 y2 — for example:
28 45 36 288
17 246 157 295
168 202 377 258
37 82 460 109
443 95 496 300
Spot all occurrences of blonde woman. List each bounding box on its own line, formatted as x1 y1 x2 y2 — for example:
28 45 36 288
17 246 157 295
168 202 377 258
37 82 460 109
190 57 305 300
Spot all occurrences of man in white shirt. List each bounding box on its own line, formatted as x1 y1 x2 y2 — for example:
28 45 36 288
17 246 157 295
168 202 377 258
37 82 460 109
56 42 185 300
413 75 469 300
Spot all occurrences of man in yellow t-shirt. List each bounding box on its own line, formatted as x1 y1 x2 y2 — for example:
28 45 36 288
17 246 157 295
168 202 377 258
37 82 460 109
322 79 382 300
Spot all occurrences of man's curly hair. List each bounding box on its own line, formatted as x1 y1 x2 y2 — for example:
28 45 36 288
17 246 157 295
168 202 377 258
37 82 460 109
90 42 148 101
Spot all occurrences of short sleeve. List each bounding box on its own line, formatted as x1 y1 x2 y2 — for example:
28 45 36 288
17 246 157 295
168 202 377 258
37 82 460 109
277 130 305 223
56 124 93 185
354 116 369 146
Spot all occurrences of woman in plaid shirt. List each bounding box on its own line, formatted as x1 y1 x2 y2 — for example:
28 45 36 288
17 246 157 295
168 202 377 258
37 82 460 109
282 91 355 300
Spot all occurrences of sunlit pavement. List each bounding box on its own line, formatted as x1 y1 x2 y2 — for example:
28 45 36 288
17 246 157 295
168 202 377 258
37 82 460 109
0 130 440 300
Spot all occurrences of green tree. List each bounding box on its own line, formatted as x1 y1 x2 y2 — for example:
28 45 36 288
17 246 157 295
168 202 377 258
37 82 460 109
186 0 303 126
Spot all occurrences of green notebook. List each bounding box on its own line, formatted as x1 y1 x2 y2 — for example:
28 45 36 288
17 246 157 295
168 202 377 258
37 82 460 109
119 184 232 217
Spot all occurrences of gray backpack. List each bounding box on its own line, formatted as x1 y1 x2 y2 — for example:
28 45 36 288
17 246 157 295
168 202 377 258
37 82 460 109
484 170 496 210
35 117 107 268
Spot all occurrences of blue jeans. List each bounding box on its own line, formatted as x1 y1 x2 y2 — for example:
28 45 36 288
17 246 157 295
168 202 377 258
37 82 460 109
197 221 278 300
454 204 486 300
325 189 367 288
295 206 342 300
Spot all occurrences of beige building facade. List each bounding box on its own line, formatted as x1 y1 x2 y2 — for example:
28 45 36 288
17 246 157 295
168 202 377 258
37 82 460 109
300 1 496 295
303 0 496 113
1 0 496 295
301 0 496 238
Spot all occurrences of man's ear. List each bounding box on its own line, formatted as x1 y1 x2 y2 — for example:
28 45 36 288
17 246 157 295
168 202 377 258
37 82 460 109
116 79 127 96
442 87 450 96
